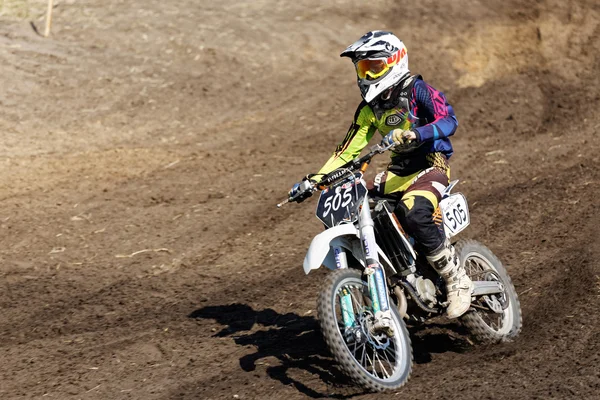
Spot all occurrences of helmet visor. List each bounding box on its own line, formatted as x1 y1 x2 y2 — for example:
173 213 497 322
355 58 389 80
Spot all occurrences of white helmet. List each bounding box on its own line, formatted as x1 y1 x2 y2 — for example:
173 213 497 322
341 31 410 103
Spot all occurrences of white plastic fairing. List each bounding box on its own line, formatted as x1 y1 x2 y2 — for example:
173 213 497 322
376 248 397 274
303 224 359 274
442 180 459 198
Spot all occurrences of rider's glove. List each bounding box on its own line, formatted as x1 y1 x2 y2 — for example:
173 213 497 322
289 182 302 198
288 178 314 203
382 129 417 147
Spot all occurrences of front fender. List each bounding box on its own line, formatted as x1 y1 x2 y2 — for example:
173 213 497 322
303 224 360 274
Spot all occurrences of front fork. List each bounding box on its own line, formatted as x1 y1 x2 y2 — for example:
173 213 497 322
337 196 390 328
359 195 390 317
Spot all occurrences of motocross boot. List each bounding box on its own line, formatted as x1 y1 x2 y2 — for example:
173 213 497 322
426 240 474 319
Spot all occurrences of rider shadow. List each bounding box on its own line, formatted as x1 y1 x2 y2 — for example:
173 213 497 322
189 303 365 399
408 322 472 364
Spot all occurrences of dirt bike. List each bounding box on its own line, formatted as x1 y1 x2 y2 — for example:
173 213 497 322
278 143 522 392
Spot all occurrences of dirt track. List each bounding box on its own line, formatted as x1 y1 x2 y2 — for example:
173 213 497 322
1 0 599 399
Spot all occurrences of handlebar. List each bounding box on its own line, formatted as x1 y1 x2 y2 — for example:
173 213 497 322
317 143 392 188
277 142 393 207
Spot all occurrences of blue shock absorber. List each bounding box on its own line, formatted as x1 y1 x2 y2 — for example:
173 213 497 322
340 288 356 328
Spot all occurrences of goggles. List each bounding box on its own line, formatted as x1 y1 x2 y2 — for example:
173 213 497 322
355 58 389 80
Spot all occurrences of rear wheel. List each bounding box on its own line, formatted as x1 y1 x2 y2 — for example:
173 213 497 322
456 239 522 343
317 268 413 392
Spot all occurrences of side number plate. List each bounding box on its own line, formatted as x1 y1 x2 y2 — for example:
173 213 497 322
440 193 470 237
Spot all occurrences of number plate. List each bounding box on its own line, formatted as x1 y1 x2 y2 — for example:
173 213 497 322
440 193 470 236
316 176 367 228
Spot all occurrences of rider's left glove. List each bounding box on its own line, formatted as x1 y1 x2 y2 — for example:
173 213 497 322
382 129 417 147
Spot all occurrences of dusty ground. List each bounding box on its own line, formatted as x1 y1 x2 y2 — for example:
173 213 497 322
0 0 599 399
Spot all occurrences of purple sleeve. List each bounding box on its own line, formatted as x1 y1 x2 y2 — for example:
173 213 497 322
412 80 458 142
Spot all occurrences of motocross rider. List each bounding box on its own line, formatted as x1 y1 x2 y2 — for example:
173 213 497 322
289 31 474 328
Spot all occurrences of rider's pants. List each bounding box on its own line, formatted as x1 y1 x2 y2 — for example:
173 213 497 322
369 164 449 254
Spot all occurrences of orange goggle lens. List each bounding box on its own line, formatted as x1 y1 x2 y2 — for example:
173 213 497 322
355 59 389 80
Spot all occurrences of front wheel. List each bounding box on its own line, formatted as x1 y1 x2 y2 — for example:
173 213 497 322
456 239 522 343
317 268 412 392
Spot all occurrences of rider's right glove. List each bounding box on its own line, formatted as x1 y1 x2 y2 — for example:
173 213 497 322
288 179 314 203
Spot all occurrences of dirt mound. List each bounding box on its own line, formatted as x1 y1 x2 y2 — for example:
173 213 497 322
0 0 599 399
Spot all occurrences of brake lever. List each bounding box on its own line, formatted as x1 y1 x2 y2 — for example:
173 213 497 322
377 142 395 152
276 198 290 208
